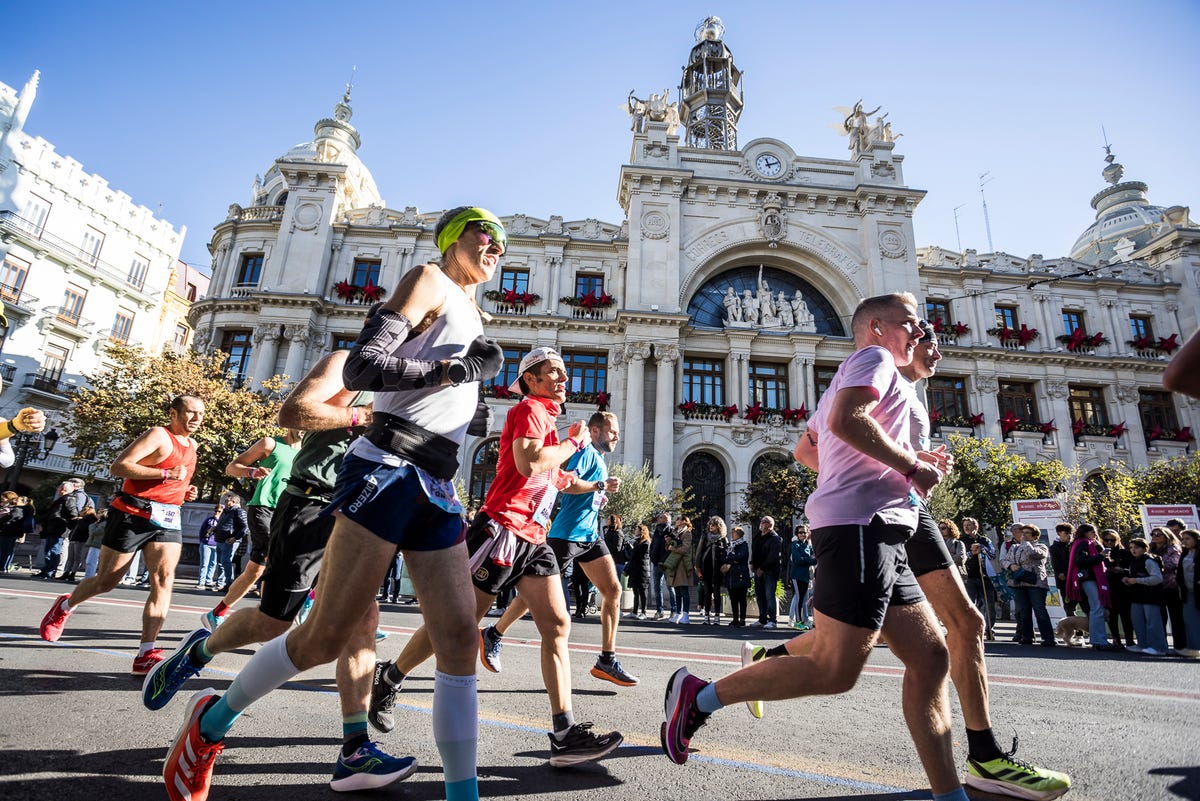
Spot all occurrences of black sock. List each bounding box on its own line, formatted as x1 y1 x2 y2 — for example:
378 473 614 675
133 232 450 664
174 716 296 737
551 711 575 736
966 727 1004 762
765 644 788 658
342 732 369 757
485 625 502 643
598 651 615 665
383 662 405 688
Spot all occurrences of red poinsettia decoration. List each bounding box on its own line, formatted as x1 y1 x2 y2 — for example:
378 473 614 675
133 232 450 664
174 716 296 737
579 291 600 309
1087 331 1107 347
1071 418 1086 436
1129 334 1155 350
677 400 697 415
1062 329 1088 352
1176 427 1194 443
993 326 1014 342
1017 325 1039 346
721 404 739 420
491 384 512 399
1107 421 1127 439
503 289 521 304
782 404 808 423
1146 424 1166 441
931 318 945 334
999 411 1021 436
929 408 942 425
953 322 970 337
333 279 356 300
1039 420 1057 435
744 402 765 424
968 412 985 428
360 280 386 302
1157 333 1180 354
595 391 610 411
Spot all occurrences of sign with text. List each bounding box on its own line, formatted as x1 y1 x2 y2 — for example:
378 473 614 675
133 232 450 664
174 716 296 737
1138 504 1199 535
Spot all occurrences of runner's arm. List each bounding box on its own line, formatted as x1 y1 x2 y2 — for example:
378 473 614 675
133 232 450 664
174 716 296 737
826 385 941 495
111 427 173 480
279 351 372 432
226 437 274 480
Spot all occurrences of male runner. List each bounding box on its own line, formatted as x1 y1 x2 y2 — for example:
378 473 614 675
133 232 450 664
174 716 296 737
660 293 966 801
40 394 202 674
369 348 624 767
200 428 302 629
160 206 506 801
751 322 1071 800
463 410 637 686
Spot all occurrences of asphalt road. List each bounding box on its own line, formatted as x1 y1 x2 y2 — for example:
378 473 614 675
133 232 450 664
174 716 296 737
1 572 1197 801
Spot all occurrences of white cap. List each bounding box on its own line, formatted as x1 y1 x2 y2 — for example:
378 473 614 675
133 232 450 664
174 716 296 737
508 347 562 394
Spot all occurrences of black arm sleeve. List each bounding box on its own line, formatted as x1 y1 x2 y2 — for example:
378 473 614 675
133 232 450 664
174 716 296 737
342 310 442 391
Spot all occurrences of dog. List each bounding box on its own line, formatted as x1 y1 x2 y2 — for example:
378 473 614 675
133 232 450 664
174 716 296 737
1056 615 1090 646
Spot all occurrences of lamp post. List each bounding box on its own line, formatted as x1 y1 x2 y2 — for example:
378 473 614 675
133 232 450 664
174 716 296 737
5 428 59 491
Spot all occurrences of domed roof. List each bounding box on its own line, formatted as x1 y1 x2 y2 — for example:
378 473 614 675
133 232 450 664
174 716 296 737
1069 150 1175 265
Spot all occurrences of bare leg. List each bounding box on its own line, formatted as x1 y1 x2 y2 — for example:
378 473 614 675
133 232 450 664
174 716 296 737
67 545 136 606
218 560 266 609
880 601 958 795
336 597 381 718
917 567 990 731
138 542 181 643
580 556 621 653
206 607 290 655
392 552 492 676
489 594 528 637
516 572 573 715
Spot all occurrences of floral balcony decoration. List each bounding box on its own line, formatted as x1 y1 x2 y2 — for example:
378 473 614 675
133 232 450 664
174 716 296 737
1071 418 1085 438
1107 421 1127 441
988 324 1039 346
781 404 808 424
486 383 513 400
969 412 985 428
953 322 970 337
930 410 982 433
334 279 387 302
1071 418 1112 441
999 411 1022 437
1039 420 1057 440
744 402 765 424
1156 334 1180 354
1176 426 1194 443
560 291 615 309
1128 334 1156 350
678 400 697 416
1146 423 1167 441
1147 424 1195 444
595 391 610 411
565 390 612 410
483 289 541 307
721 404 739 421
1058 329 1106 352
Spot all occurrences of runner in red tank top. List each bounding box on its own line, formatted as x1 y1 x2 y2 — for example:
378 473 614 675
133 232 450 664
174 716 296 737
39 394 204 676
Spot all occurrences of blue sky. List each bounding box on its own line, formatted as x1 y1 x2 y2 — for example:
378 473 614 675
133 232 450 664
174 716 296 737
6 1 1199 268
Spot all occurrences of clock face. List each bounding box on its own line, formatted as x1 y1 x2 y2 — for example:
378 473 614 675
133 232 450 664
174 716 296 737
755 153 783 177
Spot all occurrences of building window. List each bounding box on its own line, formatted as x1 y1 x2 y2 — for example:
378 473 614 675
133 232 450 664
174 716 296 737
21 194 51 237
682 357 724 405
1068 385 1109 428
469 439 500 508
1062 310 1085 335
173 324 190 349
748 361 788 408
59 285 86 325
41 344 68 381
235 253 264 287
352 259 381 287
814 364 838 404
220 330 253 385
1138 390 1178 440
186 283 198 302
574 273 604 298
997 380 1039 424
562 351 607 394
0 254 29 303
111 309 135 344
127 255 149 290
995 305 1019 329
495 345 531 391
928 376 969 418
81 227 105 265
1129 315 1153 340
682 451 726 523
925 299 950 327
500 268 529 294
332 334 357 351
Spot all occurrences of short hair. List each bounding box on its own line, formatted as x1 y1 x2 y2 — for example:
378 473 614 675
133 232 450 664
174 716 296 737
1128 537 1149 550
939 519 961 539
588 411 617 429
707 516 728 538
1075 523 1096 539
1055 522 1075 535
675 515 692 529
850 292 919 339
732 526 745 536
170 394 204 413
1180 528 1200 548
761 515 775 526
962 516 979 528
434 206 473 240
1166 518 1185 528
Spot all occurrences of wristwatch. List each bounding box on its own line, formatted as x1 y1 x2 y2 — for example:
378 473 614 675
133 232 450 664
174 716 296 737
446 360 468 386
594 480 605 492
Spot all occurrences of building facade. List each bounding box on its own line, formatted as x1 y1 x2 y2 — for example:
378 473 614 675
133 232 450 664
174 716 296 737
190 18 1198 524
0 72 189 492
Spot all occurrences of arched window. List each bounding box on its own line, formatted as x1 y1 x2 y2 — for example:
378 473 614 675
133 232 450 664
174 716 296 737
274 191 289 207
751 451 792 481
469 439 500 508
682 451 726 524
686 264 845 335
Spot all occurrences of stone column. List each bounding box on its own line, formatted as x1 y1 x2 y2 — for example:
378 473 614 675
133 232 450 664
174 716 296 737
1114 383 1147 467
804 359 816 411
787 354 802 409
1032 293 1054 346
731 352 748 409
1102 298 1122 353
653 344 679 492
251 327 280 387
281 325 309 384
547 257 562 315
622 343 649 469
1044 380 1074 462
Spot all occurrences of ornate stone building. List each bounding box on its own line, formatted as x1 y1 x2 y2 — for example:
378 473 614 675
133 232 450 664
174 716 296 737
190 18 1197 523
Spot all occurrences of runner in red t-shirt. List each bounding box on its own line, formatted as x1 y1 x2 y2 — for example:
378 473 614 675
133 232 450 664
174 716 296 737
374 347 624 767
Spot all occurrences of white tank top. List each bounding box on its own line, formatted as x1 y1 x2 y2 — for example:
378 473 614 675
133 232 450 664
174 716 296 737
359 269 483 449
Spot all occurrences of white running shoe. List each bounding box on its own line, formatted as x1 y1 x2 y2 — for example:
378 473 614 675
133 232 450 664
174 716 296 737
739 642 765 719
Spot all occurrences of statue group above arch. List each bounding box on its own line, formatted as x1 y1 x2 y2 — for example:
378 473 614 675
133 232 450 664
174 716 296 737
722 266 816 331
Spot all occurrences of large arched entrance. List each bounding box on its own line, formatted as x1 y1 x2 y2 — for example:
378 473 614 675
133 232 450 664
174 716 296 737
686 264 845 334
682 451 727 524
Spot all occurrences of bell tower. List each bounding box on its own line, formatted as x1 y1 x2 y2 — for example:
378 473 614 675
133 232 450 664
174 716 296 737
678 17 743 151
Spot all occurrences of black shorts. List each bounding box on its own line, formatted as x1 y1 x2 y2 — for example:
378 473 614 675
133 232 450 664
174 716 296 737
811 515 925 631
246 505 274 564
101 509 183 553
548 537 611 573
465 512 559 596
906 505 953 578
257 491 335 622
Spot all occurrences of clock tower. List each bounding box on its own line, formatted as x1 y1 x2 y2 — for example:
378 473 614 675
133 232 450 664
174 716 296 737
679 16 743 151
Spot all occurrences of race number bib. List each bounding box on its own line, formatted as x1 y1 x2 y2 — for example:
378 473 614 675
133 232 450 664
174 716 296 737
414 466 465 515
148 500 182 530
592 491 607 511
532 486 560 529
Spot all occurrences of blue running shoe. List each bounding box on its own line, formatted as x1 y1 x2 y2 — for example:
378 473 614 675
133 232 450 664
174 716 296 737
295 592 315 626
143 628 210 711
329 741 417 791
200 609 224 632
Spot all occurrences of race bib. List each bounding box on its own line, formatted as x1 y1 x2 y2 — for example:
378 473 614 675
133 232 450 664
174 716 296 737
592 491 607 511
414 466 465 515
532 485 559 529
148 500 182 530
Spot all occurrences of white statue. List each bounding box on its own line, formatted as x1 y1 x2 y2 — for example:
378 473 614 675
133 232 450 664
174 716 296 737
723 287 741 323
741 289 758 325
758 279 778 326
627 90 647 133
842 99 880 157
791 291 815 329
777 291 794 327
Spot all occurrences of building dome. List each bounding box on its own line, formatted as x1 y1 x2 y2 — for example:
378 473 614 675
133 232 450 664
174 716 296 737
1069 150 1179 265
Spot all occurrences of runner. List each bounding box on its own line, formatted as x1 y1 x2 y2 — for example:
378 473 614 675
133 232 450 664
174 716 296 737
159 206 505 801
200 428 302 629
39 394 202 674
660 293 966 801
369 347 624 767
464 410 636 686
746 322 1071 800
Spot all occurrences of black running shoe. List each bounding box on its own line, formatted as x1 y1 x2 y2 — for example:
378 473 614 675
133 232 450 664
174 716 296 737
369 660 399 733
548 723 623 767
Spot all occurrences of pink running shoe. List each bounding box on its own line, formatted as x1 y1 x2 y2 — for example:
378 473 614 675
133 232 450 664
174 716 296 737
164 689 225 801
39 594 72 642
132 648 166 676
661 667 711 765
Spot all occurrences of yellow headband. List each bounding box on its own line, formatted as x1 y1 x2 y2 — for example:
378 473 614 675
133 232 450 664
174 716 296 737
436 207 506 255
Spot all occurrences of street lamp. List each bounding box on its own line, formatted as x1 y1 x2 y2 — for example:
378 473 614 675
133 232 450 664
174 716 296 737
5 428 59 491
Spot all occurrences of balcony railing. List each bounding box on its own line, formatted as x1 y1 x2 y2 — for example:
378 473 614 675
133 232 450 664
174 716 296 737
490 301 534 316
569 307 612 321
0 211 155 295
0 283 27 306
23 371 68 395
57 307 83 326
0 364 15 383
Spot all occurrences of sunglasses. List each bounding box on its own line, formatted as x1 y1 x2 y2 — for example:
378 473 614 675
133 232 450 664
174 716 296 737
473 220 507 253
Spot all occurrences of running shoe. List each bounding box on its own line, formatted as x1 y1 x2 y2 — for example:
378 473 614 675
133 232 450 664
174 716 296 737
295 591 315 626
39 593 72 642
548 722 623 767
479 626 503 673
661 667 710 765
740 642 766 719
200 609 224 632
369 660 399 733
590 658 639 687
966 738 1071 800
164 689 225 801
143 629 210 711
329 741 417 791
132 648 166 676
375 628 389 641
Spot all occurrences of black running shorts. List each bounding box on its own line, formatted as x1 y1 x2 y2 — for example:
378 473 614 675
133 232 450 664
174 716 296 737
257 491 334 622
102 509 184 553
811 515 925 631
246 505 274 564
905 505 953 578
548 536 611 572
466 512 559 597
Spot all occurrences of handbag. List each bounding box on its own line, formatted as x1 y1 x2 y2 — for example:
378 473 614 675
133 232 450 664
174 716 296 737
1011 567 1038 585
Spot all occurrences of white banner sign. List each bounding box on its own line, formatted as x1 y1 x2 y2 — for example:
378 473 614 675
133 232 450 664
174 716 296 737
1138 504 1199 534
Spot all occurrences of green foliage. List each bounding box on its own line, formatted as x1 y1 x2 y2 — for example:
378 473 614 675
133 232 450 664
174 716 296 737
61 344 287 499
736 459 817 531
1138 454 1200 507
604 462 661 529
1080 464 1143 534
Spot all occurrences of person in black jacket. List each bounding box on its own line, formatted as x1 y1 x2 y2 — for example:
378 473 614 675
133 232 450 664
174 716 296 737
212 495 249 591
623 524 652 619
722 526 752 626
1101 530 1134 649
750 516 783 628
696 517 730 624
36 479 88 579
0 491 26 572
648 513 675 619
603 515 625 586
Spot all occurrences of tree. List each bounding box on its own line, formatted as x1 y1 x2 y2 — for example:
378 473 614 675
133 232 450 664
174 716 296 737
736 461 817 531
62 344 287 499
604 462 660 530
1138 454 1200 508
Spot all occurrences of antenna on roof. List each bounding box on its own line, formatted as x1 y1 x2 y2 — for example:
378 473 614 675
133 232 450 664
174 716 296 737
953 204 966 253
978 172 995 253
343 65 357 104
